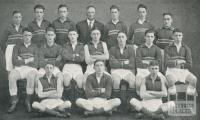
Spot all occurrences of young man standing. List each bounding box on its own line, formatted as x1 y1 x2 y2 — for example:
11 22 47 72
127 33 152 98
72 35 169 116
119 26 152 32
128 4 154 47
104 5 127 49
130 61 175 119
28 4 51 48
76 5 104 44
52 4 76 46
32 63 71 118
155 13 175 49
76 60 121 116
7 28 38 113
164 28 197 96
1 11 24 72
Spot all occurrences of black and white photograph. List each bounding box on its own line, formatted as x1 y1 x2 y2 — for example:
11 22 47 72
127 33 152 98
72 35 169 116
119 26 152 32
0 0 199 120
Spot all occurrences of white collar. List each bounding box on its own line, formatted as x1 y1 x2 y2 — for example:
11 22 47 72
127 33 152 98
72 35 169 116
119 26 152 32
24 43 31 48
87 19 95 25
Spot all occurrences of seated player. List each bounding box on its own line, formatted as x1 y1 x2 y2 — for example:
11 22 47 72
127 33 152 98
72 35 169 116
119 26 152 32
135 29 165 94
62 29 84 89
83 28 109 88
109 31 136 91
130 61 175 119
32 63 71 118
76 60 121 116
164 28 197 95
7 28 38 113
38 27 62 77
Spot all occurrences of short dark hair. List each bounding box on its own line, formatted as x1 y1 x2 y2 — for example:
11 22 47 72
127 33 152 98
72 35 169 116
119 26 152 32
110 5 119 11
137 4 147 11
34 4 45 11
149 61 159 67
117 31 127 37
86 5 96 10
94 59 104 66
58 4 68 11
173 28 182 34
163 12 173 17
68 28 78 33
12 10 21 16
91 27 101 34
145 29 155 36
22 27 31 33
46 27 55 33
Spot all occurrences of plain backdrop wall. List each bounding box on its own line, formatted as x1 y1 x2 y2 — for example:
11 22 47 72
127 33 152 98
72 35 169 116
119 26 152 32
0 0 200 88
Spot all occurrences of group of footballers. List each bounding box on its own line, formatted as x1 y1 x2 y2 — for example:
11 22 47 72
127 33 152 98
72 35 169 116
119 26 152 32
0 3 197 119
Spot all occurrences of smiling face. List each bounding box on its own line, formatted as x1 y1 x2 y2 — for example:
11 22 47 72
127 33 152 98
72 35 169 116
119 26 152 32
12 13 22 25
58 7 68 19
68 31 78 43
117 32 127 47
145 32 155 46
87 7 96 20
46 30 55 45
23 31 32 45
163 14 173 28
110 8 119 21
34 8 44 20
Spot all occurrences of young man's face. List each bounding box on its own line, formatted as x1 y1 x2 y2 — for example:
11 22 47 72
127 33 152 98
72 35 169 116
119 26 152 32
145 32 155 45
138 7 147 19
23 31 32 44
173 32 183 43
12 13 22 25
87 7 96 20
117 32 127 46
91 30 101 42
34 8 44 20
94 61 105 74
148 65 159 75
163 15 173 27
46 31 55 44
45 64 54 75
58 7 68 19
110 8 119 21
68 31 78 43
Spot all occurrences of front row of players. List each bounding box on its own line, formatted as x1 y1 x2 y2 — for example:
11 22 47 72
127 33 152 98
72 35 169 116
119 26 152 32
7 27 196 118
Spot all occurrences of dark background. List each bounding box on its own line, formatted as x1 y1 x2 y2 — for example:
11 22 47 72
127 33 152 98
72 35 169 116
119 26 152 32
0 0 200 119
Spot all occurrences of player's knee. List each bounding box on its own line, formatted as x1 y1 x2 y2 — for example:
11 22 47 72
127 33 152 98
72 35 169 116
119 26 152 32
63 101 72 108
166 74 175 87
27 70 37 79
9 70 20 81
76 98 84 106
187 74 197 86
113 98 121 106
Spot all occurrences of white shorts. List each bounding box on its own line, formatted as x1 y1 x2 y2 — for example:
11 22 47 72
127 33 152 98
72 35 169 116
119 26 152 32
5 44 15 71
38 67 61 76
83 97 110 109
15 66 38 79
111 69 134 80
166 68 191 83
141 99 163 112
62 64 83 78
40 99 65 109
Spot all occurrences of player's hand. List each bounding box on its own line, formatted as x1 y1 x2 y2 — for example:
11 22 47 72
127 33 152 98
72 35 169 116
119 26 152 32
176 59 186 65
18 56 22 60
56 55 62 61
28 57 34 62
100 88 106 93
124 60 129 64
142 60 150 65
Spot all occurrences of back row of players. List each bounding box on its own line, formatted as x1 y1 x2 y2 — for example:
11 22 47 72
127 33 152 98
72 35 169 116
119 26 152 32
1 4 197 119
